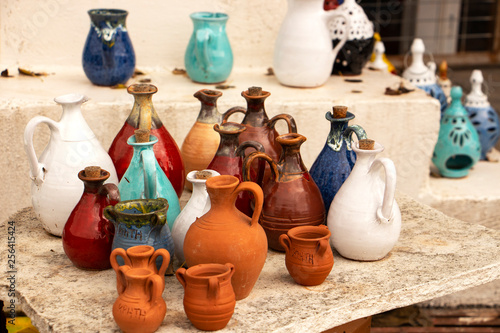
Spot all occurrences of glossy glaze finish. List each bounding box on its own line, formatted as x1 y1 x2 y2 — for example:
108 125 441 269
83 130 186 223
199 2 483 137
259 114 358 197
207 122 264 216
183 175 267 300
185 12 233 83
244 133 325 252
176 263 236 331
62 169 120 270
310 110 366 212
279 225 333 286
24 93 118 236
108 84 185 197
113 266 166 333
82 9 135 86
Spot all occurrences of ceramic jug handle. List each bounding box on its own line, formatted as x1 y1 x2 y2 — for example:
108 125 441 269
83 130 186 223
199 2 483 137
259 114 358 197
195 28 212 71
317 239 330 257
222 106 246 123
279 234 291 254
147 274 164 305
100 183 121 205
208 276 220 301
325 11 351 60
150 249 170 277
370 158 397 223
343 125 367 143
236 141 265 184
23 116 60 185
110 248 132 275
225 263 235 278
175 268 187 289
242 151 279 183
116 265 132 295
234 181 264 227
268 114 298 134
141 149 157 199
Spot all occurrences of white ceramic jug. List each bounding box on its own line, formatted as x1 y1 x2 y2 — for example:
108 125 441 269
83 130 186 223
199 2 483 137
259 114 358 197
327 140 401 261
24 93 118 236
273 0 349 88
171 170 220 265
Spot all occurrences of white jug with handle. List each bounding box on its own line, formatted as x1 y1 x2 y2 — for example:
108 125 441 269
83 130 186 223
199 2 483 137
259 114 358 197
273 0 350 88
327 139 401 261
24 93 118 236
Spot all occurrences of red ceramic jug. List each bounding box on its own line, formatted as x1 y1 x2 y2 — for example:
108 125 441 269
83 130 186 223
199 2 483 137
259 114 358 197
243 133 326 252
108 84 185 197
62 167 120 270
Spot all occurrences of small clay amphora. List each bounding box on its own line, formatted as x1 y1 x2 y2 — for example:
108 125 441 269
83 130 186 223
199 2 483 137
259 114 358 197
207 122 264 216
183 175 267 300
113 266 166 333
222 86 297 184
62 167 120 270
243 133 326 252
176 263 236 331
110 245 170 292
279 225 333 286
108 84 185 196
181 89 223 190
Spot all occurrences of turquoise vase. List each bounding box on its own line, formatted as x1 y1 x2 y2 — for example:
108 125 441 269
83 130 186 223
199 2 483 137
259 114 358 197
118 135 180 230
432 86 481 178
184 12 233 84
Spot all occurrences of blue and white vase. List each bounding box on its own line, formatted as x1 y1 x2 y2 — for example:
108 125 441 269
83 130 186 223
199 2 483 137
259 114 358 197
82 9 135 86
464 70 500 160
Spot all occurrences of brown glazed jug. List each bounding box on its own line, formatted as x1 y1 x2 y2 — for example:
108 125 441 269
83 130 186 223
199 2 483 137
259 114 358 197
222 86 297 183
113 266 166 333
110 245 170 291
279 225 333 286
243 133 326 251
181 89 223 190
176 263 236 331
183 175 267 300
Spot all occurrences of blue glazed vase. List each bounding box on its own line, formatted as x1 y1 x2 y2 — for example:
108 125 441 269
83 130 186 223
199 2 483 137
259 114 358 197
82 9 135 86
184 12 233 84
118 135 181 231
104 198 174 269
465 70 500 160
310 107 366 212
432 86 481 178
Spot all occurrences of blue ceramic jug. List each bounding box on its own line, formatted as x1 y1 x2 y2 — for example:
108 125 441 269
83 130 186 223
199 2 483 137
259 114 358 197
104 198 174 268
310 106 366 212
184 12 233 84
82 9 135 86
432 86 481 178
118 134 180 230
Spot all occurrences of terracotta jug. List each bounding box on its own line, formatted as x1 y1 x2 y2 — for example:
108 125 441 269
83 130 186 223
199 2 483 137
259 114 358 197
183 175 267 300
243 133 326 252
176 263 236 331
222 86 297 184
110 245 170 291
181 89 223 190
24 93 118 236
62 167 120 270
108 84 185 197
328 139 401 261
207 122 264 216
279 225 333 286
113 266 166 333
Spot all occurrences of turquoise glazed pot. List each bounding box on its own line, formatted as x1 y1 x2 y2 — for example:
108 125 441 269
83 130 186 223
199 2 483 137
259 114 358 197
82 9 135 86
432 86 481 178
184 12 233 84
104 198 174 269
118 135 180 230
310 108 366 212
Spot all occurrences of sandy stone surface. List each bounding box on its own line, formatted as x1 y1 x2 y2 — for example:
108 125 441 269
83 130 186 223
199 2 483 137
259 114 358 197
1 193 500 332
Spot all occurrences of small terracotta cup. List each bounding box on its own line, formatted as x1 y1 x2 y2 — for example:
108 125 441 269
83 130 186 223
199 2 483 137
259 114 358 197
176 263 236 331
279 225 334 286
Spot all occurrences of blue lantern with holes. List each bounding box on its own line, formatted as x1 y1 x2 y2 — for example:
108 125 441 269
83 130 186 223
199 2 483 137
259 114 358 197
432 86 481 178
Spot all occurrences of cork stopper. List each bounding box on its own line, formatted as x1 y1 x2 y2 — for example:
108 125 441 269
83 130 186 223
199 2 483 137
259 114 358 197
135 129 150 143
439 60 448 80
359 139 375 150
332 106 348 118
248 86 262 96
195 171 213 180
85 166 101 178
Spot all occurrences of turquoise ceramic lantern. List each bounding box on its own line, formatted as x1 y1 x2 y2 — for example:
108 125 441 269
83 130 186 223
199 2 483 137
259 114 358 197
118 135 181 230
432 86 481 178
